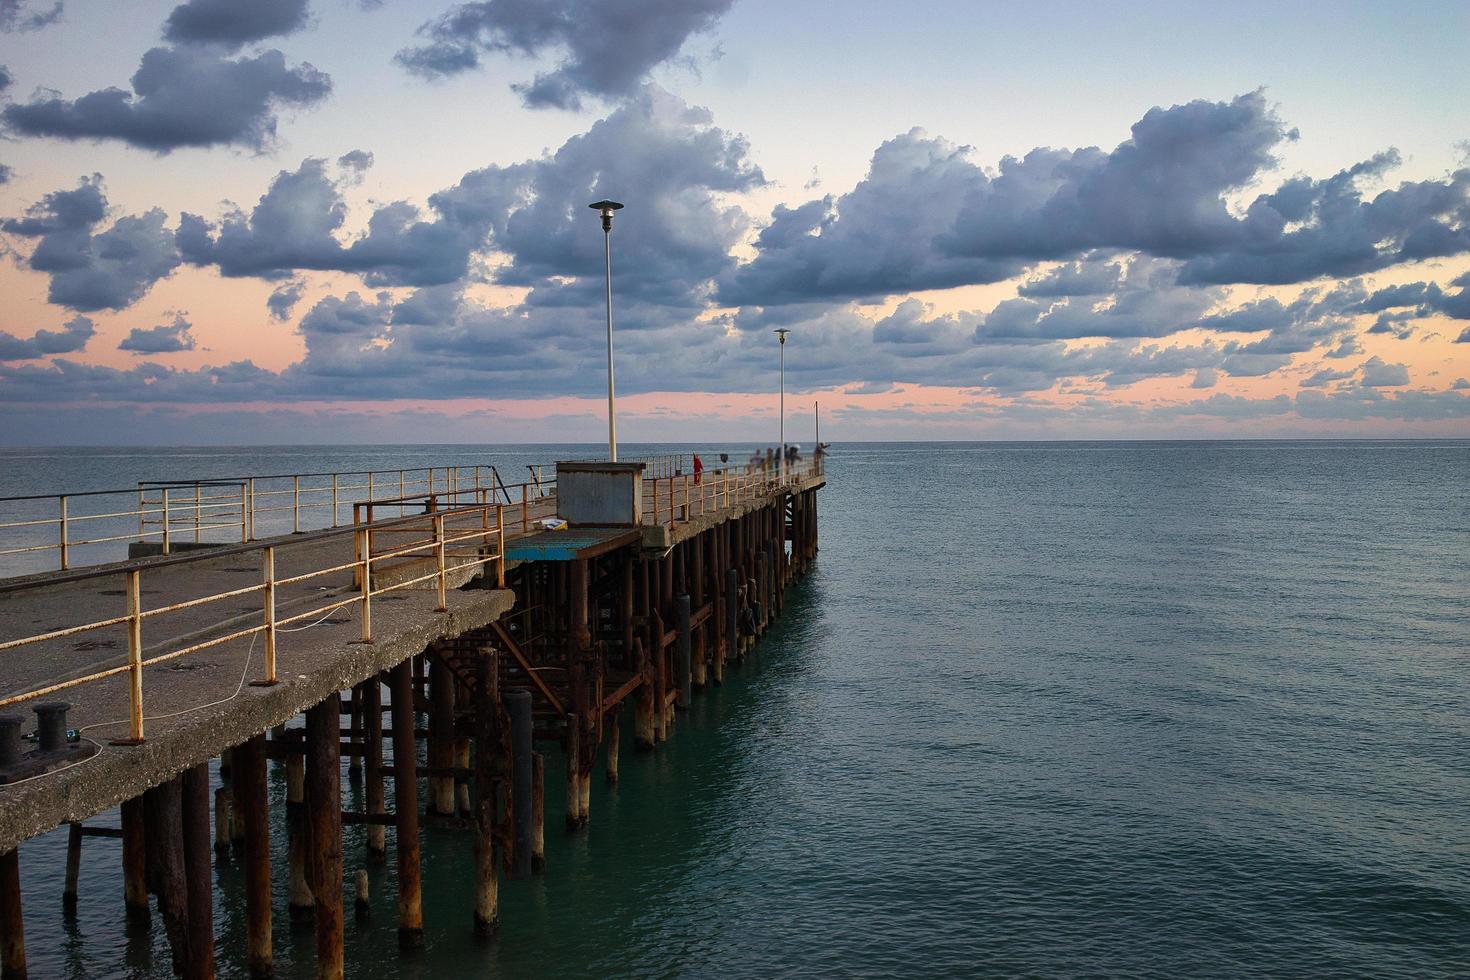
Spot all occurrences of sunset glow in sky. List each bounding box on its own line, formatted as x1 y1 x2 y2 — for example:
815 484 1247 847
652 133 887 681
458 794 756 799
1 0 1468 443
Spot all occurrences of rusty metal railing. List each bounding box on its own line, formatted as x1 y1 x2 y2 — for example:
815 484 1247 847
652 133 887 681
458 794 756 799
0 501 507 743
0 461 506 575
642 457 822 527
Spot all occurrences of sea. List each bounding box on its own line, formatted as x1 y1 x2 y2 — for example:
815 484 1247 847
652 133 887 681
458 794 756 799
2 441 1467 978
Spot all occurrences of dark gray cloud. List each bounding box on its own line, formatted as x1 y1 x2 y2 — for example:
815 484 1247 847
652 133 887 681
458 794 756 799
118 313 196 353
180 87 763 309
1300 366 1353 388
720 129 1021 306
163 0 310 51
1359 355 1410 387
727 93 1470 306
266 278 306 320
0 0 62 32
1 175 180 310
0 163 12 185
396 0 733 109
337 148 373 183
2 45 331 152
0 64 13 92
177 156 489 286
0 315 92 360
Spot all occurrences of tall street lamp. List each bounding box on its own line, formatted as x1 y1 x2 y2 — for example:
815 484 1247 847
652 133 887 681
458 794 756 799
589 199 624 461
775 328 789 482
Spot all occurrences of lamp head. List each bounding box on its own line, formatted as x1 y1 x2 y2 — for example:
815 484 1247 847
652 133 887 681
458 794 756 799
589 199 623 231
775 328 789 345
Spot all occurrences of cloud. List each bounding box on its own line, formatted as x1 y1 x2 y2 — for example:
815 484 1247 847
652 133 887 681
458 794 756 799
396 0 735 109
1 175 180 310
0 0 62 32
0 64 12 93
118 313 196 353
719 129 1021 305
2 45 331 152
1358 355 1409 387
0 315 92 361
0 164 12 185
728 93 1470 306
1300 366 1353 387
1190 367 1217 389
180 87 763 308
337 148 373 183
163 0 310 51
267 278 306 320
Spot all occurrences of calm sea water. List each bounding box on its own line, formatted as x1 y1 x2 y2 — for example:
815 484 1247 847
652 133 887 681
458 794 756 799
6 441 1469 978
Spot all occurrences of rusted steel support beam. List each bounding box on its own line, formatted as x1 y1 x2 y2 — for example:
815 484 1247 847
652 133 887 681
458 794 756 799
120 796 149 927
505 689 533 878
63 823 80 915
237 734 272 979
473 652 498 935
389 660 424 950
726 567 739 670
306 698 344 980
0 848 24 980
181 763 216 980
362 678 387 861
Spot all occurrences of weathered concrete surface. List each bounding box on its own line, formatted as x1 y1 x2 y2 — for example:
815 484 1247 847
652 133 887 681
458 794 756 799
0 577 513 853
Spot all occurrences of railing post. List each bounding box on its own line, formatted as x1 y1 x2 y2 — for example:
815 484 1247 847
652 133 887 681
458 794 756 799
331 474 339 527
434 514 447 612
357 528 373 644
248 478 256 540
261 547 278 684
240 483 248 543
137 484 146 540
162 488 171 556
521 483 529 533
58 495 69 571
292 476 300 534
123 569 144 743
193 483 202 543
496 505 506 589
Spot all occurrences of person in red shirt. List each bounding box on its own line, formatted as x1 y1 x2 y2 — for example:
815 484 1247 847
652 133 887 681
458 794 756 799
693 454 704 484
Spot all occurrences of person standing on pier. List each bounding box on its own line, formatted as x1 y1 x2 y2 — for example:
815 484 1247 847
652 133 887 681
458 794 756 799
693 454 704 484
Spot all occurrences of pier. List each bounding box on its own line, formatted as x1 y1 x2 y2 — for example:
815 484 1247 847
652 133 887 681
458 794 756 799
0 453 824 978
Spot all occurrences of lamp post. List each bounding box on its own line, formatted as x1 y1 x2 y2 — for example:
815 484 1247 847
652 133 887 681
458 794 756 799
589 200 624 461
775 329 789 482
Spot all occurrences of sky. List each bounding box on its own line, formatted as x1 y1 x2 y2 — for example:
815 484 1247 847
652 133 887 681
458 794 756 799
0 0 1467 444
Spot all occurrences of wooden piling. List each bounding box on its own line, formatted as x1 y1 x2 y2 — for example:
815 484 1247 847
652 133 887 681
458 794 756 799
0 848 24 980
213 788 231 863
530 752 545 873
306 698 344 980
675 595 692 708
62 823 80 915
505 689 533 878
606 709 620 784
725 567 739 674
144 779 190 976
473 653 498 935
120 797 149 927
236 734 272 979
181 763 216 979
388 660 424 950
354 871 370 924
428 654 456 817
362 678 387 861
564 713 580 831
286 750 314 921
691 536 707 689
